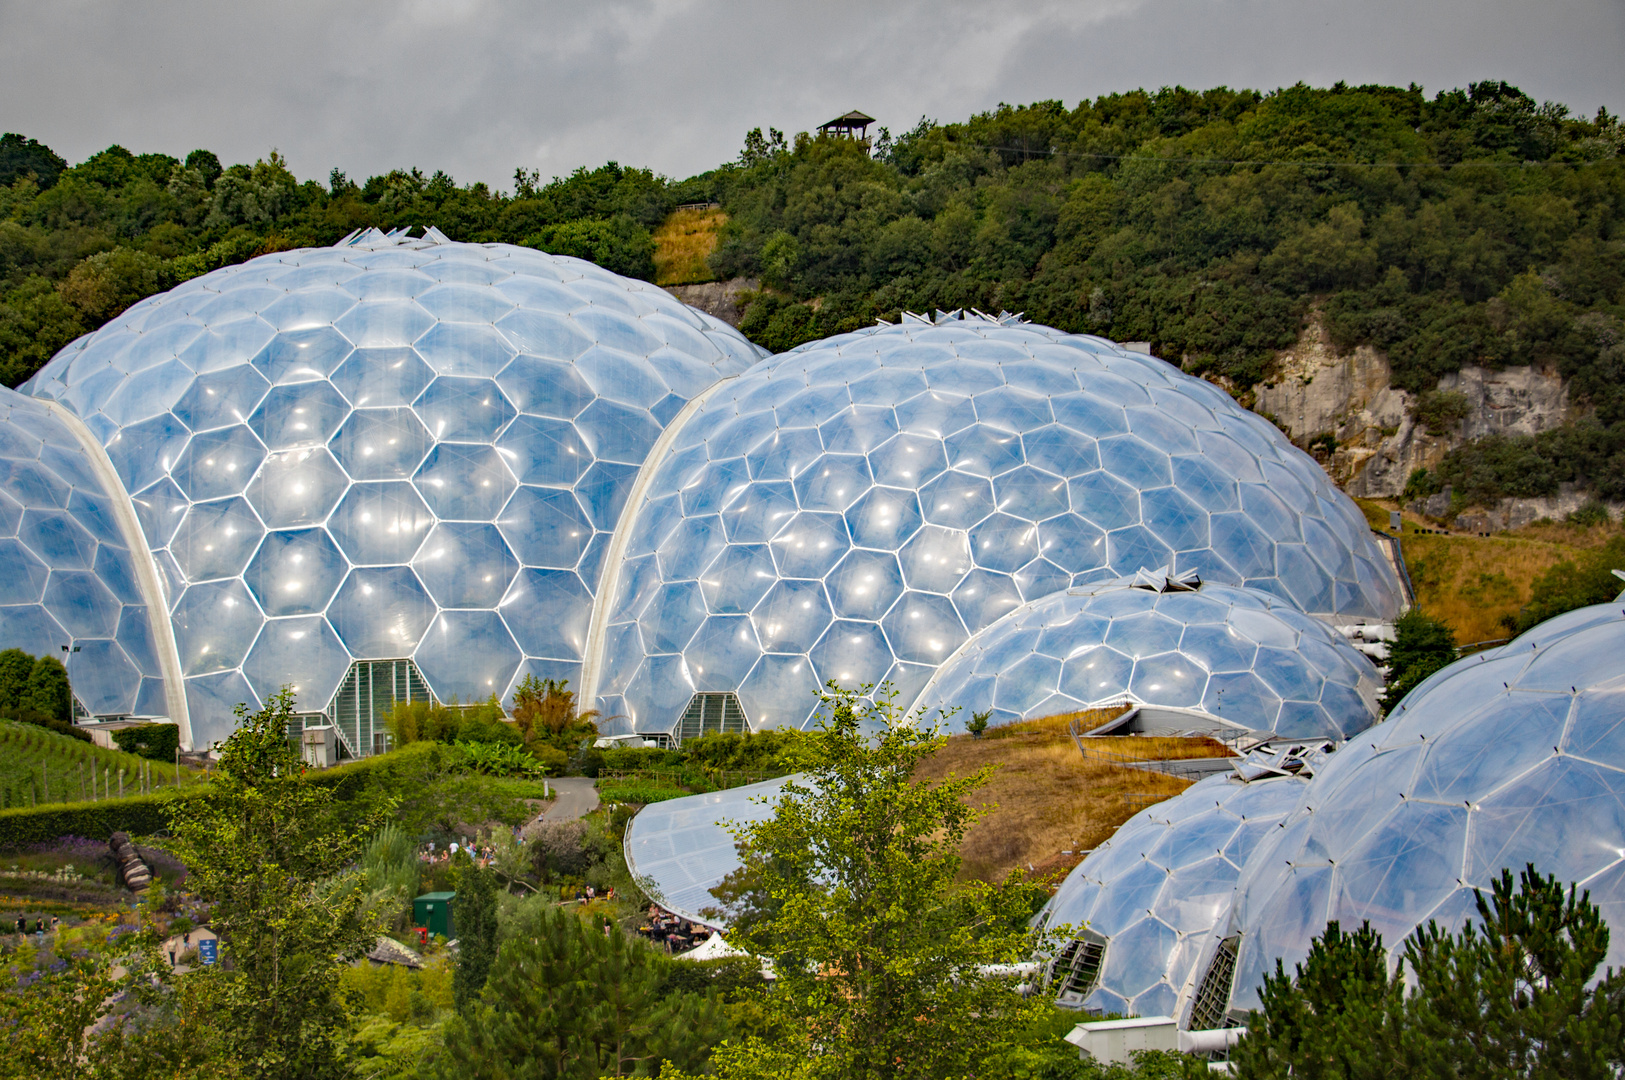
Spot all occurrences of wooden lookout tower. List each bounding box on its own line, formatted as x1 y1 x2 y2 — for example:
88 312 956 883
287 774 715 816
819 110 876 139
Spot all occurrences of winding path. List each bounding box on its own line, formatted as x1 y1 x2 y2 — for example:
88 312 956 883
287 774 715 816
518 777 600 839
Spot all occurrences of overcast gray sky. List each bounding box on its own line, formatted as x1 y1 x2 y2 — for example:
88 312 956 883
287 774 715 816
4 0 1622 190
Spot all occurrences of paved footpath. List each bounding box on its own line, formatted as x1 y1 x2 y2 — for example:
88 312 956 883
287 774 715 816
511 776 595 836
543 777 600 821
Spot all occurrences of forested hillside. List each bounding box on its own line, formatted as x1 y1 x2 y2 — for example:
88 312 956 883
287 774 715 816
3 81 1622 503
0 140 693 385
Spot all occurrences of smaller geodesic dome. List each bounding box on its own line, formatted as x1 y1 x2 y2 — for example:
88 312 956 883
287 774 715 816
1037 770 1306 1018
914 573 1383 740
0 388 174 718
623 775 796 926
1196 600 1625 1023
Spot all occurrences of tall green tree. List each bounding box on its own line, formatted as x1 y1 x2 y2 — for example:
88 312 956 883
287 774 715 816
686 684 1052 1080
22 654 71 722
165 687 390 1079
1379 607 1458 713
0 647 34 709
452 856 500 1013
433 904 725 1078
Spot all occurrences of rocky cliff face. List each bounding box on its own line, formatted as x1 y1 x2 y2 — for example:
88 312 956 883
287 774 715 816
663 277 758 328
1251 314 1580 501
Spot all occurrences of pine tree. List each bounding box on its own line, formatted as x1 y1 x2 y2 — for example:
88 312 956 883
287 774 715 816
433 903 724 1078
1380 608 1458 713
1234 865 1625 1079
1404 867 1625 1080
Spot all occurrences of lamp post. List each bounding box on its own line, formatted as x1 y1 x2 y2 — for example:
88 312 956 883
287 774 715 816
60 642 81 723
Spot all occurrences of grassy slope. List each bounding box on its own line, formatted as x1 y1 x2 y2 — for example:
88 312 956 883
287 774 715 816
1355 499 1620 644
652 207 726 286
913 711 1233 884
0 720 200 807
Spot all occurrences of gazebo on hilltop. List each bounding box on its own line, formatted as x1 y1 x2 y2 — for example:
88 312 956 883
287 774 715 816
819 110 875 139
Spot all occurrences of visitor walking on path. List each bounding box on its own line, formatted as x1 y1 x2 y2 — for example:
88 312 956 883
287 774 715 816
517 777 599 839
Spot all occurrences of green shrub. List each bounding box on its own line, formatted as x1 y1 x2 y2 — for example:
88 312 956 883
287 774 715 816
521 214 656 281
682 729 808 774
384 696 519 748
1566 499 1613 527
308 742 536 834
0 648 33 709
454 741 550 778
1411 389 1472 435
596 781 689 806
1403 467 1442 502
1512 534 1625 634
22 655 71 723
0 792 179 851
111 723 180 762
599 746 683 772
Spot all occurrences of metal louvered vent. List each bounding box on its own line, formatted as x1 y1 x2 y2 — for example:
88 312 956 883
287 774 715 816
1189 935 1240 1031
1049 930 1108 1008
675 692 748 745
327 659 431 758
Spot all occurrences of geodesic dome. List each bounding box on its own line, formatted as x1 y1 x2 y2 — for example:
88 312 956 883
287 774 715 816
1195 600 1625 1022
13 229 764 747
1037 771 1306 1019
591 314 1401 735
0 389 174 718
914 575 1383 740
623 773 796 927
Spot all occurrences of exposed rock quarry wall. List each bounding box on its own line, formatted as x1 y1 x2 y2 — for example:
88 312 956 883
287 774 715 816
663 277 758 328
1252 314 1580 501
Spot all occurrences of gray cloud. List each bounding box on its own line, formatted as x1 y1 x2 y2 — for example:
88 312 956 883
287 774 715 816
4 0 1621 189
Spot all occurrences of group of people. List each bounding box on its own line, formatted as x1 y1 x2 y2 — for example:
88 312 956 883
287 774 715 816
567 884 614 903
418 840 495 869
10 913 57 942
638 906 713 953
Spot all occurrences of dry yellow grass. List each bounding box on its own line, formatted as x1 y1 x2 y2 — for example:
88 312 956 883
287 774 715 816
652 207 726 286
1355 498 1621 644
913 708 1233 885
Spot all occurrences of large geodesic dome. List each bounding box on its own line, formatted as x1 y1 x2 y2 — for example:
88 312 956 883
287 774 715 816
592 313 1402 735
914 575 1383 740
1037 771 1306 1019
1191 600 1625 1024
10 229 764 748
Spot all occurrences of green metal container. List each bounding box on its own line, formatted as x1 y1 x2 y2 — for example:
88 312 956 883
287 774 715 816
413 891 456 939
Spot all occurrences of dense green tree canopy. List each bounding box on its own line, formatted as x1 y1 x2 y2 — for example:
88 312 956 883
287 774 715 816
3 82 1621 500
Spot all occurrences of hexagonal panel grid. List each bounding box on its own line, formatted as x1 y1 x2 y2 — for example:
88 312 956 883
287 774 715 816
917 577 1384 739
596 313 1401 736
1038 771 1306 1016
17 233 765 740
1209 604 1625 1022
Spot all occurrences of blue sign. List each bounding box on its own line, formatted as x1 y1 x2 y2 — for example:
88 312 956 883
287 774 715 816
199 939 218 965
